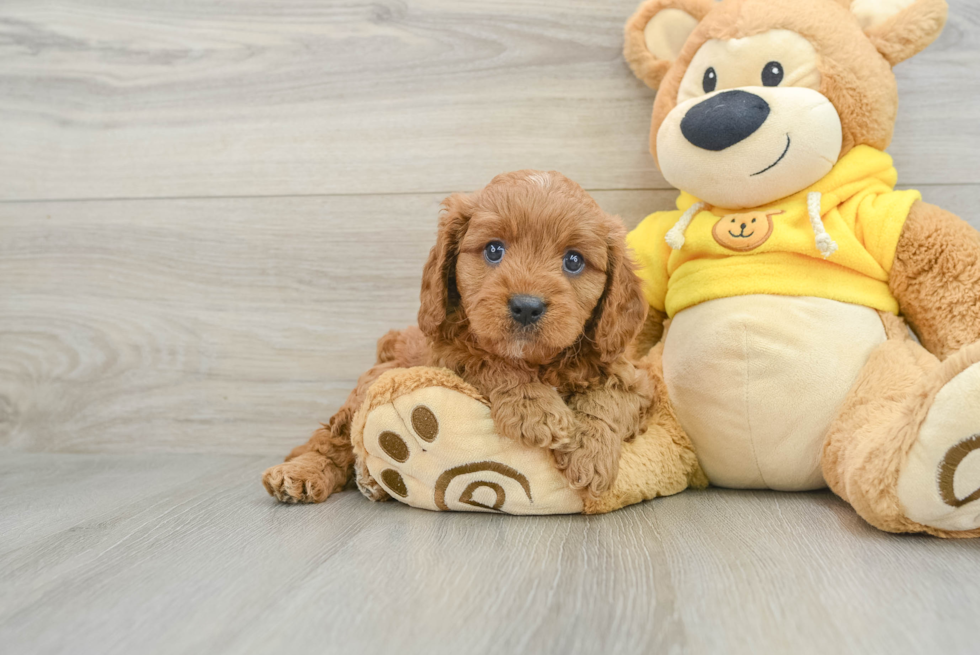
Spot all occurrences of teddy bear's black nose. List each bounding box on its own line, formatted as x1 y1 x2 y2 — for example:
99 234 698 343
681 90 771 151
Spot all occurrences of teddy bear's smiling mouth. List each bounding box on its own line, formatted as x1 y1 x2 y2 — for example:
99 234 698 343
728 229 755 238
750 133 792 177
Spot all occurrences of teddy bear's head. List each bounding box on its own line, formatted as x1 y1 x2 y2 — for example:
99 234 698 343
624 0 947 209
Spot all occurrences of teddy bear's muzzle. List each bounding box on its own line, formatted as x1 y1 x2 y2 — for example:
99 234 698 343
680 89 771 151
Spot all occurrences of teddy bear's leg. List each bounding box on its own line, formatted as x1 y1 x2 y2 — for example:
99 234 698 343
822 314 980 537
354 353 703 515
353 367 587 514
582 340 707 514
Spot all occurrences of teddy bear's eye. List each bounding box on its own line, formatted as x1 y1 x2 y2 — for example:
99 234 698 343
762 61 784 87
702 67 717 93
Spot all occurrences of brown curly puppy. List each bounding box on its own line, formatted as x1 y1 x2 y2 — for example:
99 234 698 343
263 170 653 503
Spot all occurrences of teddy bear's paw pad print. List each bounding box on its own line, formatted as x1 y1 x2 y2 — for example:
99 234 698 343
898 359 980 532
360 384 583 514
434 461 533 512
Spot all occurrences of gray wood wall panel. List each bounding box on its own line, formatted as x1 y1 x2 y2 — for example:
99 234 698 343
4 186 974 455
0 1 977 202
2 3 980 653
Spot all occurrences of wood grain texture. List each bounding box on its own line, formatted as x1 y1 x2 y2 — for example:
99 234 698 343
0 0 978 202
0 189 676 455
3 4 980 654
2 187 977 455
0 451 978 655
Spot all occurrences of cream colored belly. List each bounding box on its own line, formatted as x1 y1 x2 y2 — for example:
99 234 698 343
663 296 887 491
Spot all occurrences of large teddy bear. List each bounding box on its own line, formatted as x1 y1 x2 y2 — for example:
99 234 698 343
289 0 980 537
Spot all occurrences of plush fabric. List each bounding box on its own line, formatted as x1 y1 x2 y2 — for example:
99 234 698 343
613 0 980 538
889 201 980 360
268 0 980 536
644 9 700 63
623 0 716 89
897 352 980 532
863 0 948 65
351 362 704 515
657 86 844 208
352 367 584 514
627 146 921 317
821 316 980 538
663 295 886 490
640 0 902 169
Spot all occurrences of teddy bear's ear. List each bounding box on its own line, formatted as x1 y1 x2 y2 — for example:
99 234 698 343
849 0 948 66
624 0 715 89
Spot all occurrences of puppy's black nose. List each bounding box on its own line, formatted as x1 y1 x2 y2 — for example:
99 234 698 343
509 295 546 326
681 90 770 151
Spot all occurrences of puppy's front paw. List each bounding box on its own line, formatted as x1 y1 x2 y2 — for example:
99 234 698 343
519 406 578 450
262 457 332 504
492 388 577 450
554 422 620 498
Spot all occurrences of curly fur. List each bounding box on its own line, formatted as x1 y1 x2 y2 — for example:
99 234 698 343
264 171 653 502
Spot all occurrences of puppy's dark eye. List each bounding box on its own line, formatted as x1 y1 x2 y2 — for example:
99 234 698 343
762 61 783 87
562 250 585 275
702 67 717 93
484 241 505 264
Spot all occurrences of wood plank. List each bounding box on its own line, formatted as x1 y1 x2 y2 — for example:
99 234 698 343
1 186 977 455
0 1 977 201
0 450 266 555
1 451 978 655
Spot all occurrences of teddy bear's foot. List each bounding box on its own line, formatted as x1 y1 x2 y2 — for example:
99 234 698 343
897 346 980 532
351 367 584 514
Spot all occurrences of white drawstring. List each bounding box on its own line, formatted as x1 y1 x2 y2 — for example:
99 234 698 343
807 192 838 258
667 195 838 258
665 201 706 250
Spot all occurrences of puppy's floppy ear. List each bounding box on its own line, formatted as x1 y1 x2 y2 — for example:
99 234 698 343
624 0 714 90
851 0 948 66
590 218 649 364
418 193 473 340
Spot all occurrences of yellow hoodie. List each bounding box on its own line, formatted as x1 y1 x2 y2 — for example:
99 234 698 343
627 146 921 317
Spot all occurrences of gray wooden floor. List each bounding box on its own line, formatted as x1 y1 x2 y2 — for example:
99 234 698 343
2 1 980 654
2 451 980 655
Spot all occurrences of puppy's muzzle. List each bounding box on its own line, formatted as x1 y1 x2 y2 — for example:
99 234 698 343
508 295 547 327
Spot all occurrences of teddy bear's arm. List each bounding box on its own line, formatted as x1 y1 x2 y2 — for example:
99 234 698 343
889 200 980 360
